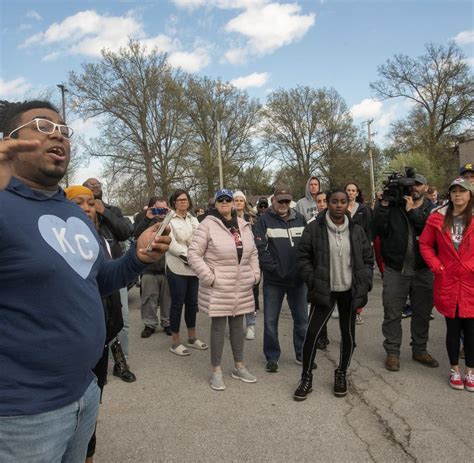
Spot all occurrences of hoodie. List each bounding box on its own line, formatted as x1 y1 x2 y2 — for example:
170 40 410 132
295 176 319 221
0 177 147 416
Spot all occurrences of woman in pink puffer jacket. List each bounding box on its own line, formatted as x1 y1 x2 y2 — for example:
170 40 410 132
188 189 260 391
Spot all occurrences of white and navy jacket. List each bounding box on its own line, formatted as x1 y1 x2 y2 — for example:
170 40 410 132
254 207 306 286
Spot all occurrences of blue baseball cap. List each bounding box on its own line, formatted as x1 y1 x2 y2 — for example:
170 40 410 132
214 188 233 200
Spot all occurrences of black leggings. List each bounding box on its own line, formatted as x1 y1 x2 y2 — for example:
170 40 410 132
302 290 355 376
445 315 474 368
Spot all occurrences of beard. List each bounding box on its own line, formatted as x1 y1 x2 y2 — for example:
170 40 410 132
411 191 423 201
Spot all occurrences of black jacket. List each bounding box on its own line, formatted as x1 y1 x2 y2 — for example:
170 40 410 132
372 199 433 271
297 210 374 310
98 203 131 259
352 203 372 241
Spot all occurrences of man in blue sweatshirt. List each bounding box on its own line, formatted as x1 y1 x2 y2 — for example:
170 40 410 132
254 184 308 372
0 100 170 462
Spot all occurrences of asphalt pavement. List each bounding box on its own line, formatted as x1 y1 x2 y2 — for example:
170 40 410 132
94 274 472 462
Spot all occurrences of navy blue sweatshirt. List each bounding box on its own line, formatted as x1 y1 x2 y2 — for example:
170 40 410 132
0 178 147 415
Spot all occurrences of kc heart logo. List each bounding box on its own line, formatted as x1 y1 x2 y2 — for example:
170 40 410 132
38 215 99 279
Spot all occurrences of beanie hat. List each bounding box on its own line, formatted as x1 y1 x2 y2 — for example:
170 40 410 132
233 190 247 202
64 185 94 200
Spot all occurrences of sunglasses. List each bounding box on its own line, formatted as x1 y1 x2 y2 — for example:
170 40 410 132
258 204 268 208
8 118 74 139
277 199 291 204
216 197 233 203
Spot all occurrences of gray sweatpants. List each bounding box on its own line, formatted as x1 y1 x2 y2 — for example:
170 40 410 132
210 315 245 367
382 266 433 356
140 273 171 329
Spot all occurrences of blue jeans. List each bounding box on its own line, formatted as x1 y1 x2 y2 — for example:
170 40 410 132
118 286 129 358
167 268 198 333
263 281 308 362
0 379 100 463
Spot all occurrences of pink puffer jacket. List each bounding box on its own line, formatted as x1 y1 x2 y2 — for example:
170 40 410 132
188 215 260 317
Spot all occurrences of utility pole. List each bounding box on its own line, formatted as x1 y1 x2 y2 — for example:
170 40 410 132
57 84 68 122
216 119 224 189
367 119 376 203
57 84 69 186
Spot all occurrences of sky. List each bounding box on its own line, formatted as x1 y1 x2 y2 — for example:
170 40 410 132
0 0 473 183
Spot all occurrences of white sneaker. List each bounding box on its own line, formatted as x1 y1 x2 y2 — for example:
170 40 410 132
232 367 257 383
356 313 364 325
245 325 255 340
210 372 225 391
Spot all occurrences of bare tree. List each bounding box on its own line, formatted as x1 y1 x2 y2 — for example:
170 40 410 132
68 40 192 199
371 42 474 161
262 86 363 191
184 76 262 198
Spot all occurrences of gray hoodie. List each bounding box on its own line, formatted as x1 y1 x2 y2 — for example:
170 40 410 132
295 176 320 220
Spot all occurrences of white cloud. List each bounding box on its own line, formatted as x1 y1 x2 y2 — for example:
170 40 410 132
230 71 269 89
350 98 383 119
26 10 42 21
171 0 267 10
168 47 211 72
464 57 474 67
0 77 32 98
224 47 248 65
453 30 474 45
224 3 315 63
20 10 211 71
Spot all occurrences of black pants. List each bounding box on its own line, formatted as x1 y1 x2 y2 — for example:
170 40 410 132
302 290 355 376
445 315 474 368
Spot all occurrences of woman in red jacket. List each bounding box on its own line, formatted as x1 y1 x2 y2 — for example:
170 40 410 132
419 177 474 392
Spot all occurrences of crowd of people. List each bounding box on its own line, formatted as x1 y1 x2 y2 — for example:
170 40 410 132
0 99 473 462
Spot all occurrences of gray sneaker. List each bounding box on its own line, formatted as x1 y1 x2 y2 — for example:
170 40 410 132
210 372 225 391
232 367 257 383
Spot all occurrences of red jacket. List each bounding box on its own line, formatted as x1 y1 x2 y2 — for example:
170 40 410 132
419 208 474 318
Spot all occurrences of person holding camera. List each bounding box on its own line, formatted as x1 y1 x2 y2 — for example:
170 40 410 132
372 173 439 371
134 197 172 337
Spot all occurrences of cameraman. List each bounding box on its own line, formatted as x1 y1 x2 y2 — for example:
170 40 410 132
373 174 439 371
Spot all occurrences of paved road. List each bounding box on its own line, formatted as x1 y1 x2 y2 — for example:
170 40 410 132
95 275 471 462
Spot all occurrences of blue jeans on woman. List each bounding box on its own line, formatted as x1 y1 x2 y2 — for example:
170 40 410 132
0 379 100 463
167 268 199 333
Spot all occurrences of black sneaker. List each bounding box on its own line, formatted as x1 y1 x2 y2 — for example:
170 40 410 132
163 326 172 336
316 337 329 350
294 375 313 401
334 369 347 397
141 326 155 338
265 360 279 373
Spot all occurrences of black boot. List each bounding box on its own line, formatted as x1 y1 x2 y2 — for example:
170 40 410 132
111 340 136 383
293 373 313 401
334 368 347 397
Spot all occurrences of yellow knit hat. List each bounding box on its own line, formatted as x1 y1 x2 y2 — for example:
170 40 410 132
64 185 94 200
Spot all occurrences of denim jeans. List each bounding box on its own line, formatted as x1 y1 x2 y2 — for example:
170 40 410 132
263 281 308 362
167 268 198 333
0 379 100 463
118 286 129 358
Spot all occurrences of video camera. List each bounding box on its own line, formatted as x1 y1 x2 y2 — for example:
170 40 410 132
382 167 417 205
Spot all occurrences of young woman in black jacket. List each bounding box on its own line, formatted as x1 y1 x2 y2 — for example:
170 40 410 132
294 189 374 401
345 182 373 325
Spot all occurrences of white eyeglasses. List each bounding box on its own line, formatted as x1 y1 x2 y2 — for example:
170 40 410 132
8 118 74 139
